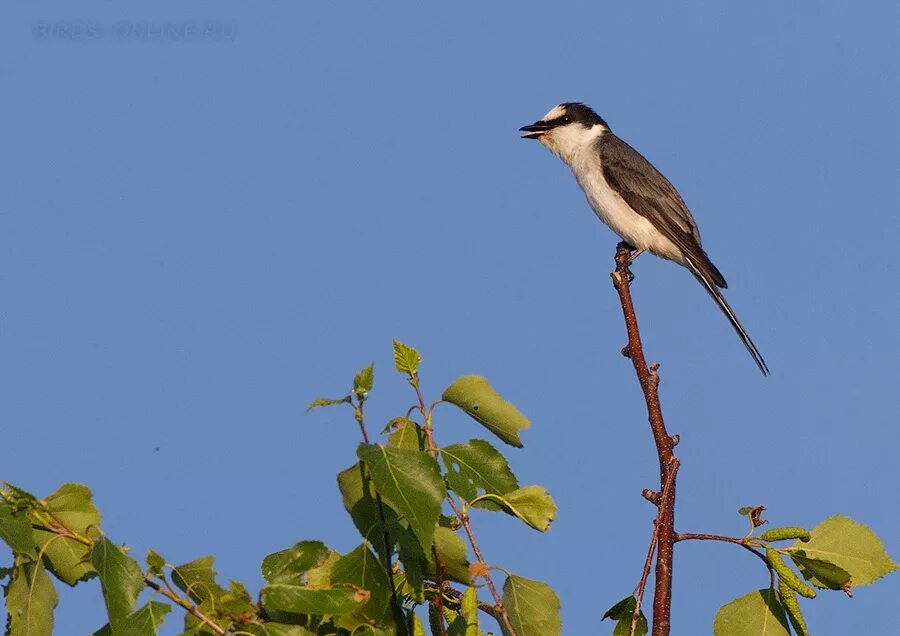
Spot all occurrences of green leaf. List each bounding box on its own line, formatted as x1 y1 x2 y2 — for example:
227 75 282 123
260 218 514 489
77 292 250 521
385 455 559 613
35 534 95 586
40 484 100 533
5 561 58 636
33 483 102 585
713 589 790 636
171 556 227 604
441 376 530 447
394 524 427 601
306 396 351 413
482 486 556 532
2 484 38 511
330 543 392 629
338 458 430 600
354 363 375 395
393 340 421 376
304 550 341 589
217 579 257 621
787 515 898 586
93 600 173 636
440 440 519 510
337 460 424 601
337 462 398 552
261 584 365 616
146 549 165 576
387 419 424 451
0 504 35 555
122 601 171 635
91 536 145 628
601 596 647 636
446 586 479 636
500 574 561 636
262 541 332 585
602 595 632 620
181 608 232 635
429 526 470 584
788 552 852 590
460 586 480 635
357 444 446 552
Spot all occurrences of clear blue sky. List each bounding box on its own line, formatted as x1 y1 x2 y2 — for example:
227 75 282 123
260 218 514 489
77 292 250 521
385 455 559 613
2 2 898 633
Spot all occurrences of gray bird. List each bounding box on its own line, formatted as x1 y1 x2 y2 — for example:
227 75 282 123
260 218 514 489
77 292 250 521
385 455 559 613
520 102 768 375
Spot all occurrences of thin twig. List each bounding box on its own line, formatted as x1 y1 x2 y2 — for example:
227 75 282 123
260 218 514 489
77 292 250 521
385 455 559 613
144 575 227 635
611 242 679 636
675 533 774 575
14 495 229 635
430 546 450 636
631 531 658 636
408 377 452 636
424 580 503 621
631 459 679 636
446 496 517 636
411 378 437 456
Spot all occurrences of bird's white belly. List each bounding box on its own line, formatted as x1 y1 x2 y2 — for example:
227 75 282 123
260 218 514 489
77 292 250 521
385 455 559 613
573 162 683 263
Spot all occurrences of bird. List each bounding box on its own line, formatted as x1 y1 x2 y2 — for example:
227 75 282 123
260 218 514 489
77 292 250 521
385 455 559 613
520 102 768 375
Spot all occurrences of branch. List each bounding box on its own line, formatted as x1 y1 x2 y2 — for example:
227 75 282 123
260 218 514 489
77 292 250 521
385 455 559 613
675 533 774 575
424 580 503 622
631 459 679 636
446 496 517 636
144 575 227 635
409 379 452 636
611 242 680 636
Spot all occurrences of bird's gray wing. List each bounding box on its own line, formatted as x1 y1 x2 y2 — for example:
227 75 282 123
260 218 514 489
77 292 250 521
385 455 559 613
599 132 727 288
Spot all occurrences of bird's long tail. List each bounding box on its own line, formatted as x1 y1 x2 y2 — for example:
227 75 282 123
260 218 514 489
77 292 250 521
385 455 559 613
685 256 769 375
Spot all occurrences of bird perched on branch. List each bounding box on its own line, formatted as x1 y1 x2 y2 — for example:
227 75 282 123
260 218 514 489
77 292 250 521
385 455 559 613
520 102 768 375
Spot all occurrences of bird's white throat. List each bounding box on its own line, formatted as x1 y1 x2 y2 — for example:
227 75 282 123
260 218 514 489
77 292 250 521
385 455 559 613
539 123 607 166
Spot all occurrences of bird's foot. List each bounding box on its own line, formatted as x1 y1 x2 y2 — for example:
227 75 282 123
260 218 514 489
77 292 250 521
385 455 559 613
623 248 645 269
614 242 643 281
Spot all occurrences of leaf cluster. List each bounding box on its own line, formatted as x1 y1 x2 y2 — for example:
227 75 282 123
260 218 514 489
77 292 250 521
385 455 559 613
1 341 561 636
712 514 898 635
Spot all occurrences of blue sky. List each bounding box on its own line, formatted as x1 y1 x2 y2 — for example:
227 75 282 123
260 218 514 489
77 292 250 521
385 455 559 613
1 1 898 633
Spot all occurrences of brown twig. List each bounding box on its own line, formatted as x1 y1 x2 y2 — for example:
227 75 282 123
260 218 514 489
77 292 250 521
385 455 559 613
430 547 450 636
411 377 437 456
408 366 515 635
631 459 679 636
424 580 503 621
611 242 680 636
408 378 452 636
446 496 517 636
632 529 658 636
16 492 229 635
675 533 774 575
144 575 227 635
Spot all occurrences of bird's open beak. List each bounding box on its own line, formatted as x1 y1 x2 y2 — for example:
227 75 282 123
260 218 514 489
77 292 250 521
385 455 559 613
519 121 550 139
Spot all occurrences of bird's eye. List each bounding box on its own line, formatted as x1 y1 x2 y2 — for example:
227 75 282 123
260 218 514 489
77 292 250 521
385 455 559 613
560 116 571 124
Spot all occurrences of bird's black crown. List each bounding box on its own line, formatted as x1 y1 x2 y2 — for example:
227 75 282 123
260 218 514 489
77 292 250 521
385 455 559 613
559 102 608 128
